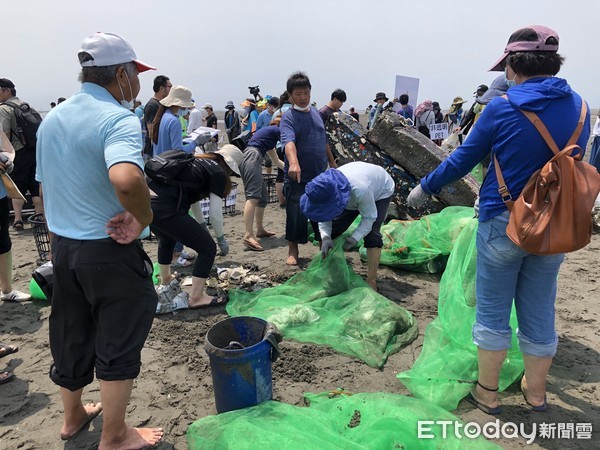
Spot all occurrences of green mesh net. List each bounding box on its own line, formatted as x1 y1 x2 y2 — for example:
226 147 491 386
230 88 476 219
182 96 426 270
187 391 500 449
227 240 418 368
359 206 475 273
397 216 524 410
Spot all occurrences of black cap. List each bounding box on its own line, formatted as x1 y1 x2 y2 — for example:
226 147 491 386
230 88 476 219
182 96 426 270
474 84 489 94
0 78 15 89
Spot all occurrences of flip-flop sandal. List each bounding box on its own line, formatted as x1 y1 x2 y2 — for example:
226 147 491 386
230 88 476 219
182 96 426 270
0 371 14 385
243 238 264 252
0 343 19 359
465 393 502 415
188 296 228 310
12 220 24 231
256 231 276 238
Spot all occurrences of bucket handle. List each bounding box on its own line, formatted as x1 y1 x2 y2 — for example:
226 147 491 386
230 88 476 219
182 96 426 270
264 322 283 362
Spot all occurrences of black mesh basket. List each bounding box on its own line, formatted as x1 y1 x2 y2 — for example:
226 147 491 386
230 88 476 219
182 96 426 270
263 174 278 203
28 213 50 262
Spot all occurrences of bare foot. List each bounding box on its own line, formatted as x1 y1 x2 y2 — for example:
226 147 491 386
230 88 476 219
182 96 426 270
286 255 298 265
60 402 103 440
99 426 164 450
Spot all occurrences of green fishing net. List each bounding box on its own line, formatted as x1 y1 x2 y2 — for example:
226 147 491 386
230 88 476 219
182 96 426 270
397 217 524 410
359 206 475 273
187 391 500 449
227 240 417 368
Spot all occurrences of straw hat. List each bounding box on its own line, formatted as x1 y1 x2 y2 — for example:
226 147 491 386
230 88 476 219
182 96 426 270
451 96 467 106
160 85 194 108
213 144 244 176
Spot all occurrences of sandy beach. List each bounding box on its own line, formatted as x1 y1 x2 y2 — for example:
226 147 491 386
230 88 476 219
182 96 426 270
0 115 599 449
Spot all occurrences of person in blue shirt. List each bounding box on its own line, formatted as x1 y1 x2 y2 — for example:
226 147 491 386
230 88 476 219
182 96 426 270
35 32 163 448
280 72 337 265
256 97 280 131
408 25 590 416
241 98 259 133
239 125 284 251
150 85 204 156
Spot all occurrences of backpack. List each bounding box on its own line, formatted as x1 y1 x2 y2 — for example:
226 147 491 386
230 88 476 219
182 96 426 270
144 150 197 188
230 130 253 151
494 101 600 255
417 111 432 138
1 101 43 149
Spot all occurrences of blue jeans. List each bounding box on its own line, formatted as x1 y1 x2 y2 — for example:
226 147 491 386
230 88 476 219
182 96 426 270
473 211 564 357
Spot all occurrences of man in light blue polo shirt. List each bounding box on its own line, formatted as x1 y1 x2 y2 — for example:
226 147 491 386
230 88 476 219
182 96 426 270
36 32 163 449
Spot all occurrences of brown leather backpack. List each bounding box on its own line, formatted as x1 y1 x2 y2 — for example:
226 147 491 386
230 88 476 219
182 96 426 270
494 101 600 255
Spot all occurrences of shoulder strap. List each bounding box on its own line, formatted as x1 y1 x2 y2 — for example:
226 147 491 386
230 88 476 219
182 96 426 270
493 98 587 208
520 101 587 155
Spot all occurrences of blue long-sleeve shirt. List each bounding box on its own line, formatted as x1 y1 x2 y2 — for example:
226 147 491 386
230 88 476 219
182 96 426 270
153 109 196 156
421 77 590 222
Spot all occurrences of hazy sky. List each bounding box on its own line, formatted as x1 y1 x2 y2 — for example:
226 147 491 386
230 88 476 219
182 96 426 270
4 0 599 112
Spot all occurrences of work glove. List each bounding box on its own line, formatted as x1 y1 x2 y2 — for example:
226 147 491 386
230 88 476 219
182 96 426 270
473 197 480 218
407 184 429 208
343 236 358 251
0 154 14 175
217 235 229 256
321 236 334 259
194 132 212 147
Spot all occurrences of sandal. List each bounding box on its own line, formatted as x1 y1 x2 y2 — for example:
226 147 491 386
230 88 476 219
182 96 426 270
12 220 24 231
464 382 502 415
243 238 264 252
0 371 14 385
0 343 19 359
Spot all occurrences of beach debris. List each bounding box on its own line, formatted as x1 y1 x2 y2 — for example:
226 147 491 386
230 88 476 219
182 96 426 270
326 112 479 218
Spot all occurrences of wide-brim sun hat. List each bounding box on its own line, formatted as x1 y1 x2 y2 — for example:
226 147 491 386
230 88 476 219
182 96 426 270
160 85 194 108
300 169 351 223
489 25 560 72
214 144 244 176
451 96 467 106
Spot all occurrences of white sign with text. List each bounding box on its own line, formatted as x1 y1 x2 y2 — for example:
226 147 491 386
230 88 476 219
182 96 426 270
429 123 448 140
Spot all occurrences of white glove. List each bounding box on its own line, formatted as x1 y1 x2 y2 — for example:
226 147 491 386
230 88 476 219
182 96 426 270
407 184 429 208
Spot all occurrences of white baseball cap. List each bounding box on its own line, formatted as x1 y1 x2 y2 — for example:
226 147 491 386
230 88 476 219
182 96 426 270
79 32 155 72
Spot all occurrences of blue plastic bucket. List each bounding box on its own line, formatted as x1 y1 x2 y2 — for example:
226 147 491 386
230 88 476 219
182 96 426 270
205 316 273 413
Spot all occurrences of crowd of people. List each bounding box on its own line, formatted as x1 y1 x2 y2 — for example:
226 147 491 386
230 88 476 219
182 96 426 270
0 24 598 449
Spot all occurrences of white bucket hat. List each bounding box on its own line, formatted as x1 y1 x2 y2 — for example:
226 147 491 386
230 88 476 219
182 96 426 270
214 144 244 176
160 85 195 108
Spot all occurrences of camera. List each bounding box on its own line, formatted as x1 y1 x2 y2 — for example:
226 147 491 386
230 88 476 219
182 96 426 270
248 85 260 96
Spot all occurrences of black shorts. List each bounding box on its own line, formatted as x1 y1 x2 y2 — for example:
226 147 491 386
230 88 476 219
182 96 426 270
12 147 39 197
49 236 157 391
0 197 12 254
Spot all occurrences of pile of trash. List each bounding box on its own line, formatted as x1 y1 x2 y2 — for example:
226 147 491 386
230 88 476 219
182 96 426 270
326 111 479 219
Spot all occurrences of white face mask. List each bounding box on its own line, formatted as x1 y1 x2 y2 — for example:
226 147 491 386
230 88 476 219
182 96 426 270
116 70 134 110
293 104 310 112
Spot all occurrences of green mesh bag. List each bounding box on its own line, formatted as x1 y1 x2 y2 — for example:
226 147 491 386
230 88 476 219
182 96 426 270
187 391 500 449
359 206 474 273
397 217 524 410
227 240 417 368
